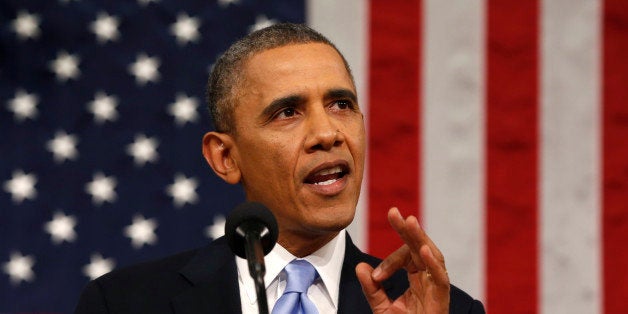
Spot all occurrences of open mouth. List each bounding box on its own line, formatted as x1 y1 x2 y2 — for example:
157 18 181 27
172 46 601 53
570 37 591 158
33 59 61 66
304 164 349 186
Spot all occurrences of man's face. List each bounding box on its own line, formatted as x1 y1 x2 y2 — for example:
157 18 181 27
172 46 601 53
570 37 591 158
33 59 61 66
230 43 365 247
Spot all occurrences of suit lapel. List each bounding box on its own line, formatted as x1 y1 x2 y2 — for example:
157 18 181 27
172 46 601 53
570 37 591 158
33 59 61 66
169 234 408 314
337 234 373 313
338 234 409 314
171 237 242 314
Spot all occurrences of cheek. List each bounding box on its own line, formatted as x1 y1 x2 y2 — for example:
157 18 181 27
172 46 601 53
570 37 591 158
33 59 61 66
262 136 292 165
267 137 291 158
349 125 366 159
246 138 297 183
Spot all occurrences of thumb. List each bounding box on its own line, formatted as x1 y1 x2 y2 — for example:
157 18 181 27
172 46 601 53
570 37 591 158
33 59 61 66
356 262 392 312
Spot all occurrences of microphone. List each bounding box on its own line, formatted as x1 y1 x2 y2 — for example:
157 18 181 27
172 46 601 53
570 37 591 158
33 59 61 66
225 202 278 314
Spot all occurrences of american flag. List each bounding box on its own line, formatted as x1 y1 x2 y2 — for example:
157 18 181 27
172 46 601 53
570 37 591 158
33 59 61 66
1 0 302 312
2 0 628 314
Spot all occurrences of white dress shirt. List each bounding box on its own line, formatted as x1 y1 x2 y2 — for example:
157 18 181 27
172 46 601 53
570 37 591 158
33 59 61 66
236 230 347 314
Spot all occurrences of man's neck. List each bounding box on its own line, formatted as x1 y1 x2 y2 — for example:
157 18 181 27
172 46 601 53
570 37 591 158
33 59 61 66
277 230 340 257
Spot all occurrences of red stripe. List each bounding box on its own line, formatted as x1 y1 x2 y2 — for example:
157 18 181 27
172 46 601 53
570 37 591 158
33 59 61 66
367 0 421 258
486 1 539 313
603 1 628 313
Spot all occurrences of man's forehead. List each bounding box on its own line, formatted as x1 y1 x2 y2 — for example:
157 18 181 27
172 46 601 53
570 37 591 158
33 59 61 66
240 43 353 89
228 42 354 119
247 42 343 67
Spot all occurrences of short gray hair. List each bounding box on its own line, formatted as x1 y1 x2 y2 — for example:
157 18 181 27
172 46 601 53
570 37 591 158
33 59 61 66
206 23 353 133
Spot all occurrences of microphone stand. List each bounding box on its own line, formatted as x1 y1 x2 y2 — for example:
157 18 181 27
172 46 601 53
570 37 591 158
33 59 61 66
242 223 270 314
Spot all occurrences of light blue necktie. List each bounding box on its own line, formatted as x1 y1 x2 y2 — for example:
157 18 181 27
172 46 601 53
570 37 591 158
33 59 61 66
271 259 319 314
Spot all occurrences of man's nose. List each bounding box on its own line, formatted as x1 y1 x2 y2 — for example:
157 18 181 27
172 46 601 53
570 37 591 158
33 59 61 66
304 107 344 152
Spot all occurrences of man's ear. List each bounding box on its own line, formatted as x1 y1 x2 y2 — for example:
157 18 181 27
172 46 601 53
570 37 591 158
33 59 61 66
202 132 241 184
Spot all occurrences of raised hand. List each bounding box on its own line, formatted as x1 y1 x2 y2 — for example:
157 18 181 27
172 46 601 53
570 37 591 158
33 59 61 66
356 207 450 313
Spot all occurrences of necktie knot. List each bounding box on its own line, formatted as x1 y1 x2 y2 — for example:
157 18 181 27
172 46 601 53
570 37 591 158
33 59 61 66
284 259 317 293
271 259 319 314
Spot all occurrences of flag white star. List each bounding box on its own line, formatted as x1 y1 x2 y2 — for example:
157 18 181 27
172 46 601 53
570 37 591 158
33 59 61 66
217 0 240 7
166 174 199 208
11 11 40 40
2 252 35 285
44 211 77 244
3 170 37 204
170 13 201 45
168 94 199 126
87 92 119 124
126 134 159 166
90 12 120 43
49 51 80 82
128 53 160 85
46 130 79 163
82 253 115 280
137 0 159 6
124 215 158 249
205 215 225 239
249 15 277 33
6 89 38 122
85 172 117 206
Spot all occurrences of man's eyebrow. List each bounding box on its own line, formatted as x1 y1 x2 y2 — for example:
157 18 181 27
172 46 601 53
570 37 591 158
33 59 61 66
325 89 358 103
260 89 357 120
260 94 304 118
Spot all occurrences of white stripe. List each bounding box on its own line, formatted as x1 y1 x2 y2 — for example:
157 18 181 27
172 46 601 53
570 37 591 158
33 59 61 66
422 0 485 301
540 0 601 313
306 0 369 250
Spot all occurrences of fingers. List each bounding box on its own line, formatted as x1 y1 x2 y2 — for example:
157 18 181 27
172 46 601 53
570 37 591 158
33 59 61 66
387 208 427 272
383 207 449 285
420 246 451 310
371 245 412 282
388 207 445 264
420 245 449 288
356 262 391 312
363 207 451 313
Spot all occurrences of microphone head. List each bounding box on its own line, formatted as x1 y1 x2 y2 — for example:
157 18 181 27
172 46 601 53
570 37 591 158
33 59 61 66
224 201 278 259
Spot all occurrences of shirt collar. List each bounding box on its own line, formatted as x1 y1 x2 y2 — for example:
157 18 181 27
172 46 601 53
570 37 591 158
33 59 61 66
236 230 347 308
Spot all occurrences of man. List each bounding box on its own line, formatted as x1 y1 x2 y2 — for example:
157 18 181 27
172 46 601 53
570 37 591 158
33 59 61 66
75 23 484 313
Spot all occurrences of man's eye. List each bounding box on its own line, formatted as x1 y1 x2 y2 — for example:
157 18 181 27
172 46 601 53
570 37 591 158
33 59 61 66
275 107 296 119
331 100 353 110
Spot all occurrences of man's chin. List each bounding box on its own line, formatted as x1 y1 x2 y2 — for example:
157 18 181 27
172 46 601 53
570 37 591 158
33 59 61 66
312 211 355 232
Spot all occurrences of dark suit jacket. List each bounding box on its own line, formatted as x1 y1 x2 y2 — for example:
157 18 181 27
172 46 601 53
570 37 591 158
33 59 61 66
75 236 484 313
